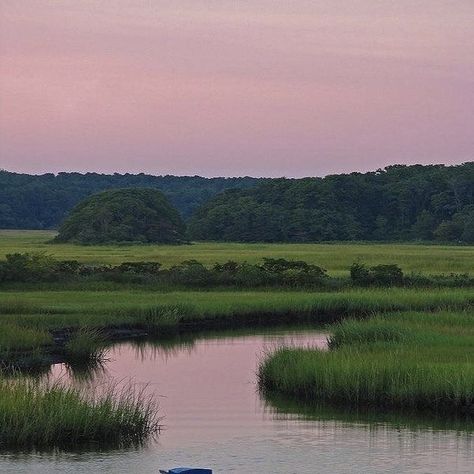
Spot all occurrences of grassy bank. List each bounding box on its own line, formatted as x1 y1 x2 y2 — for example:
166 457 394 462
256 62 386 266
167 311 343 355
0 378 158 449
259 310 474 416
0 287 472 331
0 287 472 368
1 230 472 276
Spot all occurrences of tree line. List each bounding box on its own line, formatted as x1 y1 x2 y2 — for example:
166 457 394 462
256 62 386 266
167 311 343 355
188 163 474 243
0 163 473 243
0 171 261 229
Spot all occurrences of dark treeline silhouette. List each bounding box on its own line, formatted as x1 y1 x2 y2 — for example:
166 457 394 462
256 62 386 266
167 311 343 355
189 163 474 243
0 171 261 229
1 164 473 242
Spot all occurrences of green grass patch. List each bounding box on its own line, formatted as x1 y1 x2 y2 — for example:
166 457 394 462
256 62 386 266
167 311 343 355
259 310 474 416
0 324 52 354
0 288 472 335
0 377 159 449
63 328 108 365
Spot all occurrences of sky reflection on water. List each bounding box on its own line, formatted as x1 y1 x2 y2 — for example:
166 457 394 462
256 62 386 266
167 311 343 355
1 328 472 473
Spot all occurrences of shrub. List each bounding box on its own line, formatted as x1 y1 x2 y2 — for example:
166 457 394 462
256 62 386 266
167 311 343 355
166 260 214 286
0 252 57 282
350 262 403 286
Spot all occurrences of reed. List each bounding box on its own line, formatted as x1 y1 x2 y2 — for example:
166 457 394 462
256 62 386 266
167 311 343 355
0 288 471 355
64 328 108 364
0 377 159 449
259 311 474 416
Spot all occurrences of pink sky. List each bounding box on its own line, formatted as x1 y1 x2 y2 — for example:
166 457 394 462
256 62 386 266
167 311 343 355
1 0 473 177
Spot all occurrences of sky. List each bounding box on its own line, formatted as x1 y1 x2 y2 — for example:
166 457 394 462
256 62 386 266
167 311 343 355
0 0 473 178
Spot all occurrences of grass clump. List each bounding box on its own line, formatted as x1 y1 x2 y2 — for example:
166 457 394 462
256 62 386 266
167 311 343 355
328 317 415 348
64 328 108 364
0 377 159 449
259 311 474 416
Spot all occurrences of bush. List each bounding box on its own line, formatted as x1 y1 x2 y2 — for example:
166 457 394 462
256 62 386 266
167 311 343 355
166 260 214 286
116 262 162 275
0 252 57 283
350 262 403 286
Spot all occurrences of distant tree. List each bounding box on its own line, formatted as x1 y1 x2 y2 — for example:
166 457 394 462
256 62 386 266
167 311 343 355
54 188 186 244
412 210 436 240
188 162 474 243
0 170 262 229
434 205 474 243
461 211 474 244
434 220 462 242
1 163 473 243
373 216 390 240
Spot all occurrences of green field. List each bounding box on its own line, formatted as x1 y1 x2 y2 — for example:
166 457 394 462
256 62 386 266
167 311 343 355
0 230 473 276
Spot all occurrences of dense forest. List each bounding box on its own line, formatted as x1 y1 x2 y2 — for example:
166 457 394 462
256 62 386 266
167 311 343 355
188 163 474 243
0 171 261 229
1 164 473 242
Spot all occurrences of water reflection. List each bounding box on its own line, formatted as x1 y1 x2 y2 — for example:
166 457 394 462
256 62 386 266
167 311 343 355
2 326 473 473
263 391 474 434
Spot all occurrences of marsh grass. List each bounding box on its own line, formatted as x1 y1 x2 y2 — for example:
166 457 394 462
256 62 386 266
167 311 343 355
0 288 471 356
63 328 108 365
0 324 52 354
259 311 474 416
0 377 160 449
0 287 472 325
0 230 472 276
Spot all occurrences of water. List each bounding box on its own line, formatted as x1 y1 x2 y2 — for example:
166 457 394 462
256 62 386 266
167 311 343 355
1 328 472 473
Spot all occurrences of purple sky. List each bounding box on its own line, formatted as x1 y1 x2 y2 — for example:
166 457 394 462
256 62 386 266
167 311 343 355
1 1 473 177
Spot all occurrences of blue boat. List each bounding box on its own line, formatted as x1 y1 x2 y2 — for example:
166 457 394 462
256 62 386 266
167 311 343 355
160 468 212 474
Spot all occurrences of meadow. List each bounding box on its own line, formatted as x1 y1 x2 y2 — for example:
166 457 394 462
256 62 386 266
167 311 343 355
0 230 472 276
0 232 473 448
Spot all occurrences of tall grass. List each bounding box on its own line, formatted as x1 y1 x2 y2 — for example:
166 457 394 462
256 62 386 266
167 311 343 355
0 289 472 355
0 287 473 323
0 377 159 449
63 328 108 364
259 311 474 416
0 324 52 354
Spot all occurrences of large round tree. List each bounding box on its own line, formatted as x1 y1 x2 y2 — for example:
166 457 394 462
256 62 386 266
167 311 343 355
55 188 186 244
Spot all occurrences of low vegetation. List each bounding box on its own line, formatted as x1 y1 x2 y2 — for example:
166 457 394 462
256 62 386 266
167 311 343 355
259 310 474 416
1 231 472 276
0 287 472 369
0 252 472 289
0 377 159 449
63 328 108 365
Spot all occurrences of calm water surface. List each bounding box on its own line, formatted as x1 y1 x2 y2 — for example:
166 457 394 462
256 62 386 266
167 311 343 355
1 328 472 473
